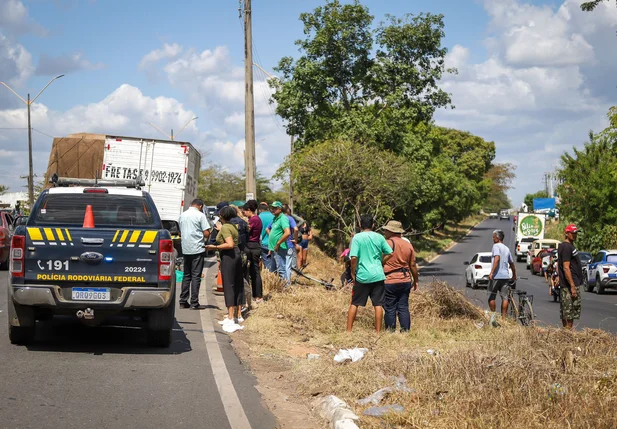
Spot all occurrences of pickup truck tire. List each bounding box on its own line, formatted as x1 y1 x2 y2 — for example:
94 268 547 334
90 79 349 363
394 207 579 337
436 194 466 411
0 259 8 270
7 296 36 345
146 290 176 347
9 325 36 345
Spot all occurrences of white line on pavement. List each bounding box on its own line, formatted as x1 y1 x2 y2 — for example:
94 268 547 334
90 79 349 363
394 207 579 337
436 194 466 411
199 264 252 429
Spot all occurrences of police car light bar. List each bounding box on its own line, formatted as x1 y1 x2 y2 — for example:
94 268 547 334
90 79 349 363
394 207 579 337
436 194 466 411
50 174 145 189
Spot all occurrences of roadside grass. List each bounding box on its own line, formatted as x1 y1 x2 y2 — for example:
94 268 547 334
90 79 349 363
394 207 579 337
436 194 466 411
240 249 617 428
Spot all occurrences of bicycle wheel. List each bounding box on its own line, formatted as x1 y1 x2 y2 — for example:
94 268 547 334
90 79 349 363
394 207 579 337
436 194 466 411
507 297 518 321
519 299 535 326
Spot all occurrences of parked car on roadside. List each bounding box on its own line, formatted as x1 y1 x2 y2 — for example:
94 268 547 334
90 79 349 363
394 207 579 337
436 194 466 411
499 209 509 220
464 252 512 289
489 212 498 219
0 209 18 270
584 250 617 294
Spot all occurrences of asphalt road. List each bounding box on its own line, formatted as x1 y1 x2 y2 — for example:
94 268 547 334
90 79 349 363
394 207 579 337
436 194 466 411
419 218 617 333
0 258 277 429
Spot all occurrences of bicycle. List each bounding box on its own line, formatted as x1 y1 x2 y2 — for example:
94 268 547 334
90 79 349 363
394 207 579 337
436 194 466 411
506 277 535 326
291 264 336 290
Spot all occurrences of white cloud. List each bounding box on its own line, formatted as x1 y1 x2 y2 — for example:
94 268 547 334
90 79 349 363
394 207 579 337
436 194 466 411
35 52 104 75
138 43 183 72
140 43 289 181
0 84 200 191
0 32 33 87
436 0 616 204
0 0 46 36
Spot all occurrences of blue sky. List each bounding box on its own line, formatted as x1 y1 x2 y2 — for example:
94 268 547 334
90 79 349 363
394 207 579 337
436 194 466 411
1 0 616 206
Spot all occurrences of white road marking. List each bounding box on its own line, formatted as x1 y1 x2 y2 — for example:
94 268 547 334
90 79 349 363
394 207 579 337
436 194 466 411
199 264 252 429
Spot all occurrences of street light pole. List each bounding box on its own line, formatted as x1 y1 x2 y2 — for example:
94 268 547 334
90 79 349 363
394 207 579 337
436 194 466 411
147 117 198 141
0 74 64 208
27 93 33 207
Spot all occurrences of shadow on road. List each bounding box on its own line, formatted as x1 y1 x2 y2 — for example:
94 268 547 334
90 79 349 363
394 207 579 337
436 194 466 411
419 266 461 277
24 317 192 355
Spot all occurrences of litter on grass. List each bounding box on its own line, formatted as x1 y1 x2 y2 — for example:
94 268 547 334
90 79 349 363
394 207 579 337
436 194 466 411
334 347 368 363
222 323 244 333
363 404 405 417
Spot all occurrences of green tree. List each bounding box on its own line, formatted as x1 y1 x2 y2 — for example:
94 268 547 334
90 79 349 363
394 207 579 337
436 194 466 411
484 163 516 213
271 0 453 151
523 191 549 212
558 107 617 251
292 139 415 251
581 1 616 11
198 163 288 205
0 184 6 195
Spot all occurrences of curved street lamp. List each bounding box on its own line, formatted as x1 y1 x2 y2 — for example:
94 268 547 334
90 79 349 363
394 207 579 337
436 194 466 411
0 74 65 207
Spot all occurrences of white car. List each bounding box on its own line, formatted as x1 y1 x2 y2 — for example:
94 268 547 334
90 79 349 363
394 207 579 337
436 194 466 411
489 213 498 219
585 250 617 294
465 252 513 289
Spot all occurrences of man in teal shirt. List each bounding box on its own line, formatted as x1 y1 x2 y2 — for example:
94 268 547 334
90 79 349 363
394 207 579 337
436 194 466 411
258 202 275 271
267 201 291 282
347 214 393 333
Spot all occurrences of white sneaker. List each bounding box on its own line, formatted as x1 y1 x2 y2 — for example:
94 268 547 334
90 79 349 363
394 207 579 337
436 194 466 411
218 317 233 325
236 317 245 323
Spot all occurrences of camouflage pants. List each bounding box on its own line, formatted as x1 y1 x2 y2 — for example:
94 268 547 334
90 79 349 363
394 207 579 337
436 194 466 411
560 286 581 320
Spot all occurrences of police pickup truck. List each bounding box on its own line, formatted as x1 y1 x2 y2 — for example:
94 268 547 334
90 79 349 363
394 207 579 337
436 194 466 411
7 176 176 347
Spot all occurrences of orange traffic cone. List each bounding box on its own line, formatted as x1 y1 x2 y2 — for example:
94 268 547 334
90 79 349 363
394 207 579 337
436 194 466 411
215 263 224 293
83 205 95 228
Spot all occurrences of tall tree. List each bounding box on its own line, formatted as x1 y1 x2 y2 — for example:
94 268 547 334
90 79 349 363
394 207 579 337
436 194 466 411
484 163 516 212
271 0 453 151
0 184 6 195
581 1 615 11
292 139 414 250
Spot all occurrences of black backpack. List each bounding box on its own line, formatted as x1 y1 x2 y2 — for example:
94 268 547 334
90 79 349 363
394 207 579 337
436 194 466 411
230 217 249 250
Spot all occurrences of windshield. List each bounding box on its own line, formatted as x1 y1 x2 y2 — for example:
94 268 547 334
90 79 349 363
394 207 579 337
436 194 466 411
607 255 617 264
30 193 159 228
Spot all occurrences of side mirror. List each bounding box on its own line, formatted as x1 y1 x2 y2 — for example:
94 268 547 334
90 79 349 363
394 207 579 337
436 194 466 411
162 220 180 236
464 261 469 265
16 216 28 226
169 226 179 235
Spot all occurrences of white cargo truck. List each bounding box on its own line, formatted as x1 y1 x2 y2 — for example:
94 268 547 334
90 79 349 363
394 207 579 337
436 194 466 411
514 212 546 262
101 136 201 221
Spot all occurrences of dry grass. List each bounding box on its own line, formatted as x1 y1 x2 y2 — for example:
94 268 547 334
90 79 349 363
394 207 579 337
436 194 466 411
243 249 617 428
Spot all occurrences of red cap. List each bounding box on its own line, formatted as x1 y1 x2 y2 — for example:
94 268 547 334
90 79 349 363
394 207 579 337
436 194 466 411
565 224 578 233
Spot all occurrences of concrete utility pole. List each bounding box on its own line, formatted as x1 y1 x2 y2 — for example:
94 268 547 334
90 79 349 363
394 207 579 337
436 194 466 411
0 74 64 208
27 93 33 207
289 135 294 212
244 0 257 201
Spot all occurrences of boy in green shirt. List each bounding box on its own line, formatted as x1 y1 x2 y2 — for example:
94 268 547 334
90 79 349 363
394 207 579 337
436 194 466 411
267 201 291 282
347 214 393 333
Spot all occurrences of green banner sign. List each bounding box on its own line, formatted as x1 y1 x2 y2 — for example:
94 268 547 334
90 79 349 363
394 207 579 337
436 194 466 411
519 215 543 236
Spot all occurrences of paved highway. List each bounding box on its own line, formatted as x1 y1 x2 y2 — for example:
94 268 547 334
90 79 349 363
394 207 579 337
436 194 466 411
0 259 276 429
419 218 617 333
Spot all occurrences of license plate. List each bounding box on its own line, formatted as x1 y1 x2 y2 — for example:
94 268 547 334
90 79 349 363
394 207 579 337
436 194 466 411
72 287 111 301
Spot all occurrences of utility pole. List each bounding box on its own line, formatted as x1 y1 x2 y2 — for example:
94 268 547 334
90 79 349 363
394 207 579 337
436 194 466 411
27 93 33 207
244 0 257 201
1 74 64 209
289 135 294 212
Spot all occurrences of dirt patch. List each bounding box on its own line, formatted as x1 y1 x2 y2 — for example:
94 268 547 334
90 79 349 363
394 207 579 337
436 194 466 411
232 335 322 429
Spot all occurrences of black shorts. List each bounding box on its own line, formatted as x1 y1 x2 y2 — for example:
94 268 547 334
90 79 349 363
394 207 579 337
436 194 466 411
352 280 385 307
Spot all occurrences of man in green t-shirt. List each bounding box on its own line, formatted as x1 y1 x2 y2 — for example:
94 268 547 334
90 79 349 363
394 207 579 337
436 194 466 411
267 201 291 282
347 214 393 333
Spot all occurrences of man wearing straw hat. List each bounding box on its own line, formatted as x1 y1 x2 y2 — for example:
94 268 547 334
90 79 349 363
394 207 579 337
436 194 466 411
382 220 419 332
